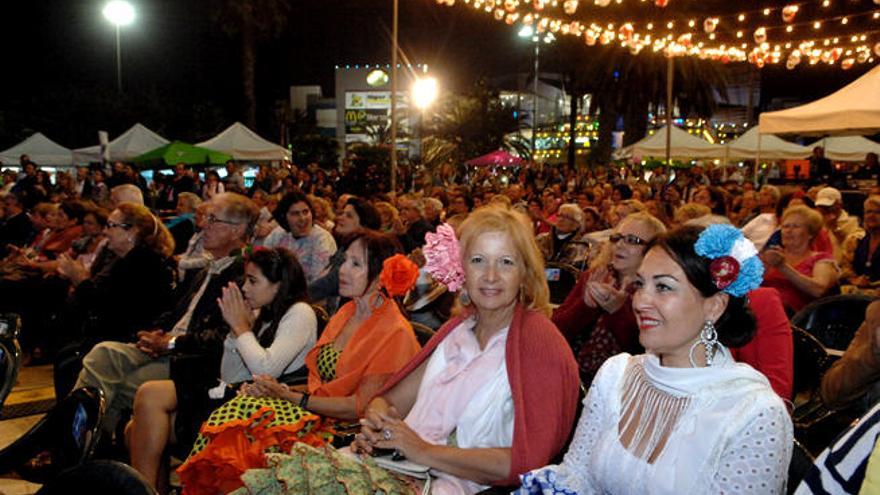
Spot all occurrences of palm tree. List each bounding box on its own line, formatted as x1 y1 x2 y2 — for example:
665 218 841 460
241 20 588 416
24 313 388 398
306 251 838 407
213 0 291 129
421 80 529 171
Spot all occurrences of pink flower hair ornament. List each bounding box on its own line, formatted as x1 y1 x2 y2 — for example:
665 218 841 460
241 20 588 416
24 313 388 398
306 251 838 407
423 223 466 292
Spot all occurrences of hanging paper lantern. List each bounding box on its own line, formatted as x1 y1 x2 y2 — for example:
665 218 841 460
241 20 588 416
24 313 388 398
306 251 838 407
595 0 611 6
842 58 855 69
537 17 550 32
820 50 832 63
522 13 534 25
703 18 718 34
858 51 870 63
754 27 767 44
533 0 545 10
655 0 669 7
584 30 598 45
630 43 643 55
782 5 798 23
787 52 801 66
504 0 517 11
786 59 797 70
756 57 765 68
600 30 614 45
505 13 519 24
564 0 579 14
831 47 843 62
549 19 562 32
619 23 634 40
677 33 693 47
494 9 505 20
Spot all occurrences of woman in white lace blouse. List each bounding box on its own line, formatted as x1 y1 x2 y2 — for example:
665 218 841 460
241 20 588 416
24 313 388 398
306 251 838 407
517 224 793 494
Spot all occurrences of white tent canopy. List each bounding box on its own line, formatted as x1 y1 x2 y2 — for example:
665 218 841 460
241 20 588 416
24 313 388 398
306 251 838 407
0 132 73 166
725 127 811 160
196 122 291 161
810 135 880 162
760 65 880 136
614 125 725 160
72 123 169 163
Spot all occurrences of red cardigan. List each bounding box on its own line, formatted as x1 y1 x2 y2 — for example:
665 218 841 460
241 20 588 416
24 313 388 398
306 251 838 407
730 287 794 401
374 304 580 486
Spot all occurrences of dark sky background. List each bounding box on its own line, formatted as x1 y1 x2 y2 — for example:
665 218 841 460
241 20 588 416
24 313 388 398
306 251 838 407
1 0 875 148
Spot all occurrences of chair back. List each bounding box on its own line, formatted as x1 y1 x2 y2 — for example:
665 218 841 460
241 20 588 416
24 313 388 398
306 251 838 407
0 387 105 483
0 337 22 410
791 325 834 397
35 460 158 495
545 262 581 306
787 439 815 495
0 313 22 341
410 321 436 347
311 304 330 339
791 294 874 351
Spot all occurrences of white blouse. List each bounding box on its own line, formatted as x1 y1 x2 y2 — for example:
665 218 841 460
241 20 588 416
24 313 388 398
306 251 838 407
220 302 317 384
517 350 793 494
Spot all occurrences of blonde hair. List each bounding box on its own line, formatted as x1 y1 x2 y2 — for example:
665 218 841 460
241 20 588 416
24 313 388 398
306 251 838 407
116 203 175 258
458 204 551 317
590 212 667 272
782 205 823 238
674 202 711 225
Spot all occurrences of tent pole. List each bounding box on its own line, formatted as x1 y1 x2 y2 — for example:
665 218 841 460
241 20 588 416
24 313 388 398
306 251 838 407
665 56 673 168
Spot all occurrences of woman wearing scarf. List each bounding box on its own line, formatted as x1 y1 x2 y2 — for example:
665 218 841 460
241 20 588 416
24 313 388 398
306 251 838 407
517 225 792 494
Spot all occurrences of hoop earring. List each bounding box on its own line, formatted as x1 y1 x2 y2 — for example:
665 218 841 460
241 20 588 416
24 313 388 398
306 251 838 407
459 289 471 306
688 320 720 368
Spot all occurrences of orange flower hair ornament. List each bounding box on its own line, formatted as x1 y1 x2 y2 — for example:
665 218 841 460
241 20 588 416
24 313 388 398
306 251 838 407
379 254 420 297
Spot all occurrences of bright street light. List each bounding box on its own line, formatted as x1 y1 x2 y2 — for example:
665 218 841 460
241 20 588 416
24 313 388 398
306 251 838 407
412 77 439 110
103 1 135 26
518 26 534 38
103 1 135 93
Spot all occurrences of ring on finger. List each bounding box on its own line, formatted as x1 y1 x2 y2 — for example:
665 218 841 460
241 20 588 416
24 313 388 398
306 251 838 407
383 429 392 441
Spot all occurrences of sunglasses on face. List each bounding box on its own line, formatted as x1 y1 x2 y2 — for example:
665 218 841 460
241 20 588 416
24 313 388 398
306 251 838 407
609 233 647 246
106 220 132 230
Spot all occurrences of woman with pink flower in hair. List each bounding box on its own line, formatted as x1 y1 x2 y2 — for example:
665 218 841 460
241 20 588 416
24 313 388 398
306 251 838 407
177 230 422 494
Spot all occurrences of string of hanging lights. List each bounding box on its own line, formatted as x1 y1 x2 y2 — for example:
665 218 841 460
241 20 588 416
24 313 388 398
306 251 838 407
434 0 880 69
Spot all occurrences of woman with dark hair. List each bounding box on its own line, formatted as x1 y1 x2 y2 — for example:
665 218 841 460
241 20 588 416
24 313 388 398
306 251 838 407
177 230 420 494
128 247 317 492
518 224 792 494
692 185 729 217
264 190 337 282
309 196 381 308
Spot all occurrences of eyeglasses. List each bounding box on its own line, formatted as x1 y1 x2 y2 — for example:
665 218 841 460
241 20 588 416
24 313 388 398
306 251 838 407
106 220 132 230
205 214 240 227
557 215 580 223
609 233 647 246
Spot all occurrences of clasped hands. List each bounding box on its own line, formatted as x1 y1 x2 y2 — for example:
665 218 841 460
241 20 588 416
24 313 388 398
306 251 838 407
351 401 429 463
582 266 626 314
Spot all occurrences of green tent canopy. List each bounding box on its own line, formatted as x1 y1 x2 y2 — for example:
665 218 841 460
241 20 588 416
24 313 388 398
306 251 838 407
132 141 232 167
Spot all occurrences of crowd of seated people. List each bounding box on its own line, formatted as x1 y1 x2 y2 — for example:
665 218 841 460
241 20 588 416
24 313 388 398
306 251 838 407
4 156 880 493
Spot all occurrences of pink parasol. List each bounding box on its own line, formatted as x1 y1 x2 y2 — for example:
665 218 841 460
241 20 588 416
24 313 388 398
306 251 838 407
464 149 524 167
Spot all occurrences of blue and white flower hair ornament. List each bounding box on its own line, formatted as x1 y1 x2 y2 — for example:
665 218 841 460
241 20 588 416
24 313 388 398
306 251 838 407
694 224 764 297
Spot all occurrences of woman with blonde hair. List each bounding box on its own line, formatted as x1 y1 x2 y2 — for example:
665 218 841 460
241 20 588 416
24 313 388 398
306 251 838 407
761 204 840 313
554 212 667 384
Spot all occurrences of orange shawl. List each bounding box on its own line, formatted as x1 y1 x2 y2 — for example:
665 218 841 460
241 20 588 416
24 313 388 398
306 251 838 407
305 297 420 415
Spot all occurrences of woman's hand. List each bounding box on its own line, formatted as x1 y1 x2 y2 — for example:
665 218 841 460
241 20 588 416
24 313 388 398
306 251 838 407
56 254 89 285
761 247 786 268
247 374 297 402
217 282 254 336
587 282 627 314
367 410 432 464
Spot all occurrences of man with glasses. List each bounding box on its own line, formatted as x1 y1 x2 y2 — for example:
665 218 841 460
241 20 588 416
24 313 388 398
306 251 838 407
74 192 259 439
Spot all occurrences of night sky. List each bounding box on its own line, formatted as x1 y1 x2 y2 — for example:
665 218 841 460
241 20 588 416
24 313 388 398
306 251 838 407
1 0 874 148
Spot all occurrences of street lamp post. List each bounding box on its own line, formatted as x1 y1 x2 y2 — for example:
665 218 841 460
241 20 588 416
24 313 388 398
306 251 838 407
518 27 553 159
412 76 439 172
102 1 135 94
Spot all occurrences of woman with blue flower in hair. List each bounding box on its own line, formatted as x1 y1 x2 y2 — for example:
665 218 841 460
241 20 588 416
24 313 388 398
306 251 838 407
516 224 793 495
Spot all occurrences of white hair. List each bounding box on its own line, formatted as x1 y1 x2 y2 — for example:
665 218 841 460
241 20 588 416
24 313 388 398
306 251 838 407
110 184 144 207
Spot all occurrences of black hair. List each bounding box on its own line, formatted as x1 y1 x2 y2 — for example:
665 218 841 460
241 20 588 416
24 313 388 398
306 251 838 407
59 200 87 225
649 225 757 348
700 186 729 216
247 247 310 348
273 191 310 232
776 192 815 218
615 184 633 200
346 197 381 230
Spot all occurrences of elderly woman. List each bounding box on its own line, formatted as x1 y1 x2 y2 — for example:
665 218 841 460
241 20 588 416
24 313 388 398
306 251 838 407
554 212 667 384
842 195 880 287
536 203 590 267
518 225 792 494
351 205 580 493
177 230 421 494
761 205 840 313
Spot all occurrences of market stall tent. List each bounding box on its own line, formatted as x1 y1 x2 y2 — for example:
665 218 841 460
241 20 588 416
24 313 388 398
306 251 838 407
465 149 524 167
72 123 169 163
132 141 232 167
613 125 725 160
196 122 291 161
725 127 811 160
759 65 880 136
0 132 73 166
810 135 880 162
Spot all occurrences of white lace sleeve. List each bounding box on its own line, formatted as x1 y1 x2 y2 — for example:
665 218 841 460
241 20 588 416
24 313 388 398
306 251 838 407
710 403 793 494
516 356 625 495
